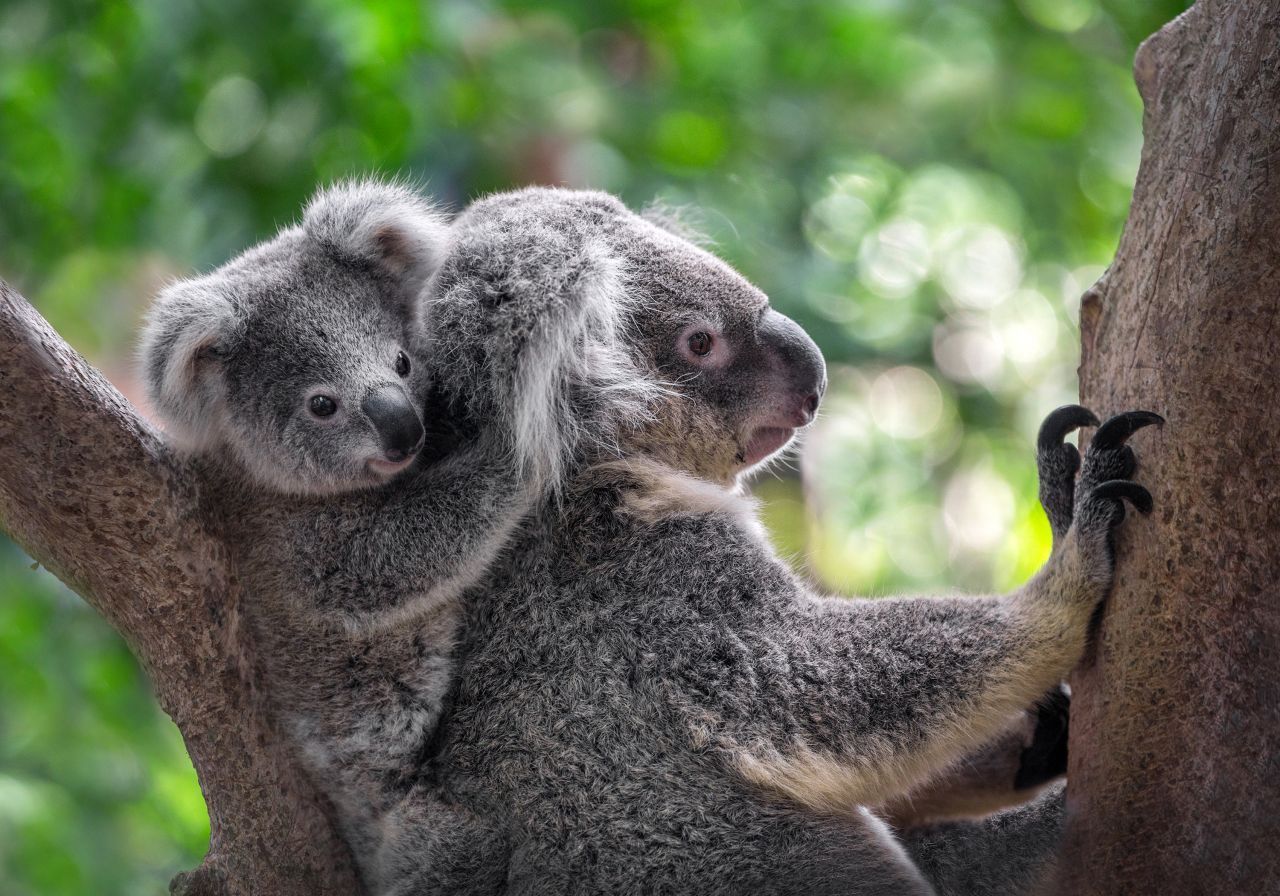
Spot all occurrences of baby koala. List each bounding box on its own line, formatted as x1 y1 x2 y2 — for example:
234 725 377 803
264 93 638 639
139 180 576 885
143 182 443 498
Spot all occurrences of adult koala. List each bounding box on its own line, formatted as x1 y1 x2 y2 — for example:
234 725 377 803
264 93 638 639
383 187 1158 896
139 181 636 886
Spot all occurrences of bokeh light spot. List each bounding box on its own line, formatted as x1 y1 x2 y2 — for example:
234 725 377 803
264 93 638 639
938 224 1022 309
943 467 1015 552
805 192 874 262
869 366 944 439
194 76 267 158
933 320 1004 387
859 217 931 299
1000 289 1060 374
1017 0 1096 33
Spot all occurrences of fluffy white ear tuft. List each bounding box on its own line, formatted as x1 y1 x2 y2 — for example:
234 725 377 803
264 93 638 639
302 179 450 295
507 239 665 494
138 278 239 451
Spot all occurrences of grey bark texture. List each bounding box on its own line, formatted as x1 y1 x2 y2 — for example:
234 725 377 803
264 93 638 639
0 282 362 895
1058 1 1280 893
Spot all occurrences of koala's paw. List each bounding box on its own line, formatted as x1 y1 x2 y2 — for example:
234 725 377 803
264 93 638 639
1036 405 1099 542
1075 410 1163 500
1070 410 1161 583
1015 684 1070 790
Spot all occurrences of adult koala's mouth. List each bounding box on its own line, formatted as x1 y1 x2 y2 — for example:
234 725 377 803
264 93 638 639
740 426 797 467
366 455 417 477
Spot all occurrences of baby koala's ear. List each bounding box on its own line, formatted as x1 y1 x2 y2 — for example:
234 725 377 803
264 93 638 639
303 179 449 303
138 276 240 450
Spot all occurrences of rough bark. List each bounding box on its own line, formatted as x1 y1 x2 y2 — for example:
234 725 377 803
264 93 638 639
0 282 361 895
1057 1 1280 893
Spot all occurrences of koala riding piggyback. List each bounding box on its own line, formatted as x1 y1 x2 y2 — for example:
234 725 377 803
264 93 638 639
138 180 596 884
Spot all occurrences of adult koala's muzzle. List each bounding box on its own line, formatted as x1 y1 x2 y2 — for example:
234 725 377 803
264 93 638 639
759 309 827 426
362 384 426 462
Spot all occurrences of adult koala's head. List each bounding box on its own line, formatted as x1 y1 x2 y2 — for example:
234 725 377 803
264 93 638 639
141 180 447 495
430 187 826 487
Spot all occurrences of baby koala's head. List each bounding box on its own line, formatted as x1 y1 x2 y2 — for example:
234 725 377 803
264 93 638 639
141 181 448 495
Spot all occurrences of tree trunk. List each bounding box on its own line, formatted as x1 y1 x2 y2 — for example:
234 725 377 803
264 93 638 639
1058 1 1280 893
0 282 361 894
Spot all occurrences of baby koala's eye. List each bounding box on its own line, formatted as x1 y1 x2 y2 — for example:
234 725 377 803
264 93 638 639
309 395 338 418
395 351 411 377
687 331 714 357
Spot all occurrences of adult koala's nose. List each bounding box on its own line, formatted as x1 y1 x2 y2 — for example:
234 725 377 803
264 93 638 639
760 309 827 425
362 384 425 462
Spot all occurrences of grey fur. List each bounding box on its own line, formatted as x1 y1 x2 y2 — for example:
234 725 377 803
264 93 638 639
379 187 1156 895
138 180 607 888
901 783 1067 896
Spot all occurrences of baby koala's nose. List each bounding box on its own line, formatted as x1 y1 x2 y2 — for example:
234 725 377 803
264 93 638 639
362 385 425 462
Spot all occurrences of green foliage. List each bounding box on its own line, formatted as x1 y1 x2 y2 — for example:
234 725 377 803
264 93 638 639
0 0 1188 891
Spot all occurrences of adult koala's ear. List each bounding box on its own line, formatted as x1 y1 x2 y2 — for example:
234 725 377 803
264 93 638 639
431 188 659 492
139 276 241 451
302 179 449 316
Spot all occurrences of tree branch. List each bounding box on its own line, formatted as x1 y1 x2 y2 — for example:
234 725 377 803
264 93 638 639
0 280 361 895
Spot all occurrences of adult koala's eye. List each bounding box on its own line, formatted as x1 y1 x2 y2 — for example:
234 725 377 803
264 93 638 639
309 395 338 418
395 351 411 377
688 332 714 356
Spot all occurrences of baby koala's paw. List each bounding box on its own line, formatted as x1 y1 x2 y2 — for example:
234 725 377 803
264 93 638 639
1071 410 1162 584
1015 684 1071 790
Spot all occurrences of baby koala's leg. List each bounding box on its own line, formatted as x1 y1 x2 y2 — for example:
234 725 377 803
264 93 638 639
370 785 510 896
879 406 1095 823
898 782 1066 896
877 685 1069 828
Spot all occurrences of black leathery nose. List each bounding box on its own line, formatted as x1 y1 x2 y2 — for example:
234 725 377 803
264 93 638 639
760 309 827 416
362 384 425 459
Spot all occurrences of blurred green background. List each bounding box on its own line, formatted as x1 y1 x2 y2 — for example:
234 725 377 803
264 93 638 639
0 0 1188 892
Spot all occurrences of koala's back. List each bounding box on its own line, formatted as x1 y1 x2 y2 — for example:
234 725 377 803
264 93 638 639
430 488 932 895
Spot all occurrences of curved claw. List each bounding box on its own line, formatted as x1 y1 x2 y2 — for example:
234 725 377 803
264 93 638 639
1091 410 1165 451
1037 405 1100 452
1090 479 1154 515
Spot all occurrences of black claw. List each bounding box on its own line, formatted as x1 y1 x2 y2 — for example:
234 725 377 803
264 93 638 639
1038 405 1100 452
1091 479 1154 514
1091 411 1165 451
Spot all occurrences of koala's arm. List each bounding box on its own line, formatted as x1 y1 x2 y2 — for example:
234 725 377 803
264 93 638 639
719 412 1158 811
873 406 1140 827
303 436 528 627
